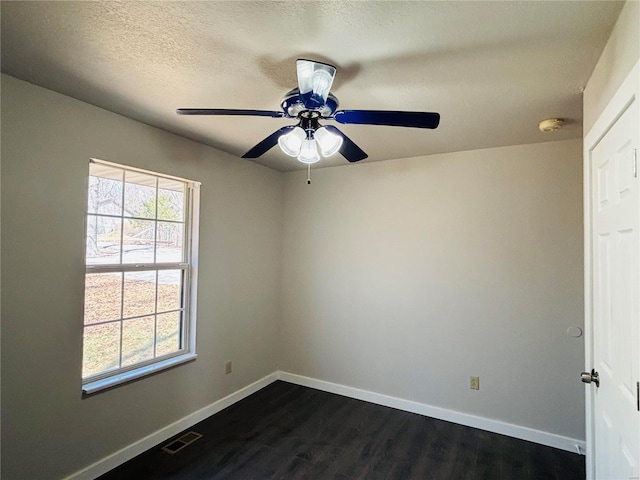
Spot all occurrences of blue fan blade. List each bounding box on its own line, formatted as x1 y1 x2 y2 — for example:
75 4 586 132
324 125 368 163
334 110 440 129
242 126 295 158
177 108 285 118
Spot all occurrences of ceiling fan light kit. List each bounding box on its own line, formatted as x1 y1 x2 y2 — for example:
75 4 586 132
277 124 343 163
177 58 440 176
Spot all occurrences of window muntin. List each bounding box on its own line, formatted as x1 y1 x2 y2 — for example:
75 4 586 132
83 160 197 385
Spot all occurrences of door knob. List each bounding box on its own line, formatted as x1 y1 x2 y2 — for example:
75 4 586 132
581 369 600 387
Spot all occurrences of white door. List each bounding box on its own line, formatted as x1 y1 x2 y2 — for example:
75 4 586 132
585 62 640 480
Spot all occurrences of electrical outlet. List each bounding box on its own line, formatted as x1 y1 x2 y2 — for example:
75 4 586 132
225 361 232 375
470 376 480 390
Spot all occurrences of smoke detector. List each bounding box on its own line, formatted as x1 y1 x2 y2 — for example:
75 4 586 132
538 118 564 132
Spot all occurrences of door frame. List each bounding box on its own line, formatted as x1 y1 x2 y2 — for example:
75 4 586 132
583 60 639 480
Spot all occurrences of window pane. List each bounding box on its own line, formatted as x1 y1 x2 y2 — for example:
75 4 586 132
156 311 182 357
156 222 184 263
122 219 155 264
88 163 123 215
121 316 155 367
157 270 183 313
158 177 185 222
83 161 196 388
123 271 156 318
83 322 121 378
84 273 122 324
86 215 122 265
124 171 157 219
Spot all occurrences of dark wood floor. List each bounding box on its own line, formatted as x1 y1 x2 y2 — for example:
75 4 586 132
99 381 585 479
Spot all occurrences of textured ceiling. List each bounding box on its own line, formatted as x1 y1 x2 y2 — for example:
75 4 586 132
1 1 623 172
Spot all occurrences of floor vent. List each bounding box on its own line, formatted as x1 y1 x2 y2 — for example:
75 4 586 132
162 431 203 454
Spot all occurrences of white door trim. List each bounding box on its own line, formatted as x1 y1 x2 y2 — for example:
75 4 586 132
583 59 640 480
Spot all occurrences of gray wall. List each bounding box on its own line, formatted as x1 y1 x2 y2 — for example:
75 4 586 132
2 74 587 478
1 74 283 479
280 140 585 440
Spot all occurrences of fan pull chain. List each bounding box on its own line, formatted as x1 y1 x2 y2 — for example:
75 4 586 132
307 163 311 185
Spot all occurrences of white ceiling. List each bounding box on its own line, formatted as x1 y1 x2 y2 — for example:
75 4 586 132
1 1 623 172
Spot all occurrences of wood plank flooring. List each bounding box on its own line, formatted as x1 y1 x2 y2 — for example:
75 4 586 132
98 381 585 479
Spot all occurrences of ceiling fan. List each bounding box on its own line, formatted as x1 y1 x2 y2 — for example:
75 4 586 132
177 59 440 166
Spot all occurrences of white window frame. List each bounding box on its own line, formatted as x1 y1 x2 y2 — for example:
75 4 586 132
82 159 200 395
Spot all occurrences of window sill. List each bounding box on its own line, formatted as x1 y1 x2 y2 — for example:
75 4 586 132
82 353 197 395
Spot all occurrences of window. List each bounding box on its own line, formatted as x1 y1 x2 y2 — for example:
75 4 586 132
82 159 200 394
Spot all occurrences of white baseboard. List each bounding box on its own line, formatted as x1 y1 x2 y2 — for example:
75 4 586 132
277 371 586 455
64 372 279 480
66 369 585 479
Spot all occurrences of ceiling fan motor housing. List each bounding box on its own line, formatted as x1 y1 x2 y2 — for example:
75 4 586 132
281 88 339 118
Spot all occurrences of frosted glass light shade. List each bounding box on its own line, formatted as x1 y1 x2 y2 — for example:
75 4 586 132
296 60 336 108
297 139 320 164
314 127 343 157
278 127 306 157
